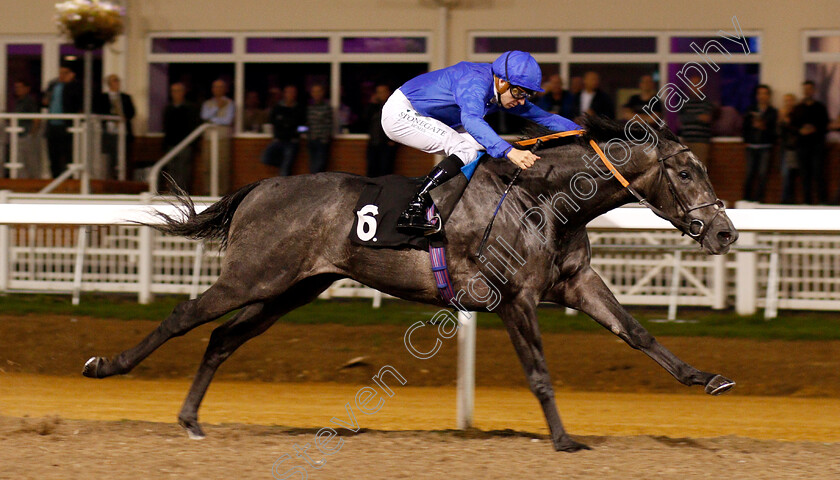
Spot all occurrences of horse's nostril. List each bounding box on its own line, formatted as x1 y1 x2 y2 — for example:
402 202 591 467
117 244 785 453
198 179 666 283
717 231 733 244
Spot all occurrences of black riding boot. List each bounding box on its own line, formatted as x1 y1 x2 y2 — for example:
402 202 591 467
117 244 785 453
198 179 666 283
397 154 463 234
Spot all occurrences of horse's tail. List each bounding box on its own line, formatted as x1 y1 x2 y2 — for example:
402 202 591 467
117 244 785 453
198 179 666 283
143 179 263 249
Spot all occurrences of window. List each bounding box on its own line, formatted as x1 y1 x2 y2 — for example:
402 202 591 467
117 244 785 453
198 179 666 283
147 32 431 134
5 44 42 111
572 36 656 54
803 32 840 140
148 63 234 133
152 37 234 54
60 43 103 96
473 36 558 54
342 37 426 54
246 37 329 54
470 31 762 138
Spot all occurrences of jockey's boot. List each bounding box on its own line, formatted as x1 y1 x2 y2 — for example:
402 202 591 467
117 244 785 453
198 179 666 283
397 154 463 234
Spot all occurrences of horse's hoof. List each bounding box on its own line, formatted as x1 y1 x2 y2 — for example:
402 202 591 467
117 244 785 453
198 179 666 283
82 357 106 378
554 436 591 452
705 375 735 395
179 418 206 440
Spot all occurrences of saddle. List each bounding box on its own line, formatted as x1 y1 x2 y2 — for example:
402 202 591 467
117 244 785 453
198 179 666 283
348 172 469 250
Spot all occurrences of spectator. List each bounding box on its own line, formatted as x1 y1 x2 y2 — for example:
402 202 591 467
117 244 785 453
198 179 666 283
536 74 575 119
778 93 800 204
574 71 614 120
678 74 715 165
305 84 333 173
11 80 41 179
94 74 135 179
363 84 398 177
568 76 583 96
43 64 82 178
712 105 743 137
790 80 830 204
741 84 778 202
200 79 235 194
162 82 200 192
242 91 268 133
625 75 661 125
264 85 306 176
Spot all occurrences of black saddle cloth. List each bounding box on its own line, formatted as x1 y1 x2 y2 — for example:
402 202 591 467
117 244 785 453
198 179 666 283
348 173 469 250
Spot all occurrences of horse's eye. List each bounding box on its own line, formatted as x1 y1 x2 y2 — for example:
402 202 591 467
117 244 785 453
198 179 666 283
678 170 690 180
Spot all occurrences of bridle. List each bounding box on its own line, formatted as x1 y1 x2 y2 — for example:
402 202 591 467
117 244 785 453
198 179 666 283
590 141 725 245
475 130 726 257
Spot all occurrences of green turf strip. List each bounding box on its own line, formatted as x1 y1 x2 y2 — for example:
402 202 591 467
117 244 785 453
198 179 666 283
1 293 839 341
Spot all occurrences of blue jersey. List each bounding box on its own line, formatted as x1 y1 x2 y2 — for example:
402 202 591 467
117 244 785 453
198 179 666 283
399 61 581 159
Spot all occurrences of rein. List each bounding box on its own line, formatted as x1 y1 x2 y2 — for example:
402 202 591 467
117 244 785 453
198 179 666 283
475 129 724 257
588 140 724 244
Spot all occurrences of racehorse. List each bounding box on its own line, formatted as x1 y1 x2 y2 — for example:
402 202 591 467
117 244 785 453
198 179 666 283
82 115 738 452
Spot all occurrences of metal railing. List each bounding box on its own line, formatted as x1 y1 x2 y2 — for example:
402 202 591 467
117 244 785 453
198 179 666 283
147 122 218 196
3 193 840 317
0 113 125 194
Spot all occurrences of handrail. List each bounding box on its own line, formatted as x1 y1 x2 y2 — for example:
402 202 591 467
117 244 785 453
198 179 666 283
39 164 85 194
1 113 125 190
147 122 215 195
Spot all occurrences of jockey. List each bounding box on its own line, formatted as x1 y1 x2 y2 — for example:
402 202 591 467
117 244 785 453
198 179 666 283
381 50 582 234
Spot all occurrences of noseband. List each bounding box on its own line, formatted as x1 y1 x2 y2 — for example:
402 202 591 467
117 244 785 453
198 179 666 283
589 141 724 246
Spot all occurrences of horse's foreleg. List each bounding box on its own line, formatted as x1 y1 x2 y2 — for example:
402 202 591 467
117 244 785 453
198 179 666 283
178 275 337 439
556 267 734 395
498 300 590 452
83 281 249 379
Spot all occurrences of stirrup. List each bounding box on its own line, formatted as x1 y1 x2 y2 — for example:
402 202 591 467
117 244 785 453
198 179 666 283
423 212 442 236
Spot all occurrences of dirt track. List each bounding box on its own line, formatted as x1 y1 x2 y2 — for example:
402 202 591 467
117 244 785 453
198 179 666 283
1 315 840 478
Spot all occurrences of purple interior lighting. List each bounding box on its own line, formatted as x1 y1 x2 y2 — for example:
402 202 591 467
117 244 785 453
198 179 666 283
473 37 557 54
246 37 329 54
342 37 426 53
152 38 233 54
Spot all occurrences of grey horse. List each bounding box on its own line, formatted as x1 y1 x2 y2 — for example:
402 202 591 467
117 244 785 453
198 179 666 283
83 116 738 452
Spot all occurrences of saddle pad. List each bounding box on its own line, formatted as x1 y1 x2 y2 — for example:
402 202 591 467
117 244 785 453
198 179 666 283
349 175 429 250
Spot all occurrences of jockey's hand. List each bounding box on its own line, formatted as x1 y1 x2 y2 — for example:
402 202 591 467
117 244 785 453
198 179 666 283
506 148 540 170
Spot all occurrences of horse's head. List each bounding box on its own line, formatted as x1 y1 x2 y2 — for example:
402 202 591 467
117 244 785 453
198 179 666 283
636 138 738 255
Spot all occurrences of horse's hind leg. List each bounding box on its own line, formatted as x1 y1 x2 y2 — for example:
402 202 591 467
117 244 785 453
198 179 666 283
83 279 258 379
177 275 338 439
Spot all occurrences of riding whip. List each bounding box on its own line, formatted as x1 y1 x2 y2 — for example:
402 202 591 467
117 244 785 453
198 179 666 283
475 139 542 257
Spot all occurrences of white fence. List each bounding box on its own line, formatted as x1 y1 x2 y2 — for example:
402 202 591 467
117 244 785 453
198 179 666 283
3 192 840 316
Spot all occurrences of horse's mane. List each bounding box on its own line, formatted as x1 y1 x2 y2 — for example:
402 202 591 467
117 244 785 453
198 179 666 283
518 114 680 149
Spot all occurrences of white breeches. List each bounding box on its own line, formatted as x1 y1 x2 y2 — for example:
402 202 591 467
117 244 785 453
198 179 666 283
381 89 484 165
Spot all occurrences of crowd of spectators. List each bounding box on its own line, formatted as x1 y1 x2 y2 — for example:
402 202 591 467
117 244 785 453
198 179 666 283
2 64 840 204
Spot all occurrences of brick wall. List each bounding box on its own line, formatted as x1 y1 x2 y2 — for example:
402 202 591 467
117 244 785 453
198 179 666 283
131 136 840 204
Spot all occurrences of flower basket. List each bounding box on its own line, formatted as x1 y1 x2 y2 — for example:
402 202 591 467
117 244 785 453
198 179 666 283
55 0 125 51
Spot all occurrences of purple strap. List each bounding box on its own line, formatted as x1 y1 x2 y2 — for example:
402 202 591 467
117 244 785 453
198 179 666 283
426 205 455 303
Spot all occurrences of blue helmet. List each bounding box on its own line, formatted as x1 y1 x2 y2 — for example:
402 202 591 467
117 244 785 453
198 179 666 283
491 51 544 93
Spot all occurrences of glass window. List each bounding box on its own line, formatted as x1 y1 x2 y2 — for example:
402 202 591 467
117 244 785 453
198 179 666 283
808 36 840 53
805 62 840 119
665 62 759 136
571 36 656 54
6 44 43 111
59 43 103 97
341 37 427 54
243 63 331 132
151 37 234 54
340 63 428 133
568 63 660 120
670 36 759 54
473 36 558 54
246 37 329 54
147 63 235 132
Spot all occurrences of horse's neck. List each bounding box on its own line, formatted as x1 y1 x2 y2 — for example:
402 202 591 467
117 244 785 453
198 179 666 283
516 144 651 229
